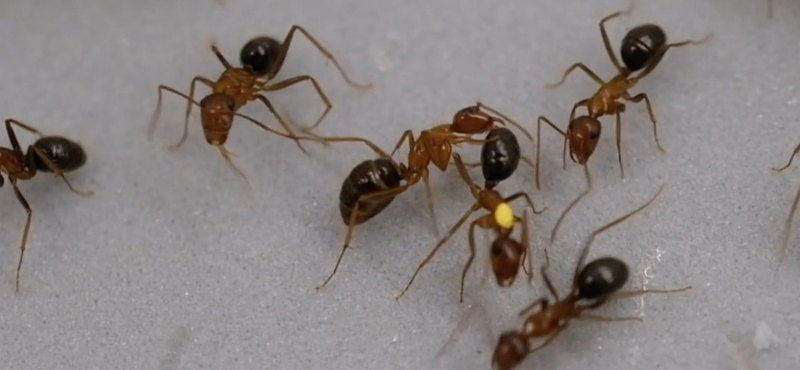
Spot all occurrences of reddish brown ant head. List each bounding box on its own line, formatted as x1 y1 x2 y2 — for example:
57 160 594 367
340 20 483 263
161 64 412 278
200 93 236 146
452 105 494 134
490 236 524 287
492 331 530 370
567 116 602 164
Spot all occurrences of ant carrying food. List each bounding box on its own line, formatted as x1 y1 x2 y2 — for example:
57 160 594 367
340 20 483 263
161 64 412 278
395 153 546 302
0 119 92 292
770 143 800 260
538 1 712 180
491 184 692 370
313 103 534 290
147 25 371 178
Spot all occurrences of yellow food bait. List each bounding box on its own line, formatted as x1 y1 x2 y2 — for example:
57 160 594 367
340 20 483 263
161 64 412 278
494 203 514 229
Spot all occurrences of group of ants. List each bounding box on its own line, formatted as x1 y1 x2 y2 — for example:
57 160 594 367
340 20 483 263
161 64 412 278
0 2 795 370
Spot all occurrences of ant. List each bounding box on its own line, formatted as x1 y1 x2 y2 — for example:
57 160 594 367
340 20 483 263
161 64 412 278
147 25 371 178
314 103 535 290
395 153 546 302
491 184 692 370
770 143 800 260
539 1 712 180
0 119 92 292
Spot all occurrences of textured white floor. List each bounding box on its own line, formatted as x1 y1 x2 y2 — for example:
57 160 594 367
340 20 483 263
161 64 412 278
0 0 797 369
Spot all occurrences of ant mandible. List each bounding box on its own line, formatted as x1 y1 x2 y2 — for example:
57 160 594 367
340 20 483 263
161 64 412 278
0 119 92 292
314 103 534 290
147 25 371 178
491 184 692 370
539 0 712 179
395 153 546 302
770 142 800 260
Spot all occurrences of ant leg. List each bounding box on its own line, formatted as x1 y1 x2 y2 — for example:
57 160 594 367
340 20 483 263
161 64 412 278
216 145 250 181
421 170 441 237
579 313 643 322
551 164 593 244
11 181 32 293
615 110 625 179
172 76 216 151
773 140 800 171
262 75 332 131
518 298 548 317
476 102 534 141
540 258 560 301
317 199 366 290
147 85 203 142
779 182 800 262
234 111 329 150
314 136 394 158
544 63 606 89
396 202 482 301
389 130 415 158
266 25 372 89
535 116 567 191
609 286 692 301
599 0 636 72
253 95 312 154
572 184 664 284
634 33 714 81
459 217 490 303
5 119 44 152
518 210 533 284
503 192 547 214
27 146 94 196
625 92 664 153
210 44 234 69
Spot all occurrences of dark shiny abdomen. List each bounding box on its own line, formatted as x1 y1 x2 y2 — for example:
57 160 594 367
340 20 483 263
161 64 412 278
481 128 520 184
30 136 87 172
339 158 403 226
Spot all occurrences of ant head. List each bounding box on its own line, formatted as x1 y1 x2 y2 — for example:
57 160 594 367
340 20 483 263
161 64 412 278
240 36 281 76
452 105 494 134
620 24 667 73
29 136 87 173
490 236 523 287
200 93 236 146
576 256 629 301
493 202 515 230
492 330 530 370
568 116 602 164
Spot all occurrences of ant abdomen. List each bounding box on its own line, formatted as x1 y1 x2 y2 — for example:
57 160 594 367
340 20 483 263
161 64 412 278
490 236 523 287
339 158 403 226
481 127 520 185
30 136 87 172
491 331 530 370
576 256 629 300
620 24 667 72
239 36 282 76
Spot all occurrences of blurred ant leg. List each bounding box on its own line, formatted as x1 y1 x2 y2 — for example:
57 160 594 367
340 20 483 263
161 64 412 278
262 75 332 131
459 215 494 302
173 76 216 151
599 0 636 72
578 313 643 322
778 182 800 262
545 63 605 89
253 95 313 154
634 33 714 81
625 92 664 153
11 181 32 293
535 116 567 190
551 164 592 244
773 140 800 171
503 192 547 214
210 44 234 69
28 146 94 196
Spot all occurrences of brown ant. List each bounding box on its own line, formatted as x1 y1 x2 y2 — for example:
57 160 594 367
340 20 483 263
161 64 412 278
395 153 546 302
147 25 371 178
770 143 800 260
539 1 712 180
491 184 692 370
314 103 534 290
0 119 92 292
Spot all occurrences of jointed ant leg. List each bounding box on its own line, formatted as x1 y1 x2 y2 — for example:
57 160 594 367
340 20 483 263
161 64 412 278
615 111 625 179
503 192 547 214
5 119 43 153
266 25 373 89
520 210 533 284
609 285 692 301
535 116 567 190
28 146 94 196
315 135 394 159
579 312 643 322
254 95 311 154
262 75 332 131
544 63 606 89
550 164 592 244
147 85 201 143
773 140 800 171
174 76 216 151
634 34 715 81
317 198 365 290
396 202 483 300
234 111 328 148
421 170 441 237
476 102 534 141
11 181 32 293
216 145 249 180
210 44 234 69
459 217 489 303
599 0 637 72
625 92 665 153
389 130 415 158
778 182 800 262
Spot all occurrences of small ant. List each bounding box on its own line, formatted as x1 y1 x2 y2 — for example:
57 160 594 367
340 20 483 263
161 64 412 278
0 119 92 292
147 25 371 178
539 1 712 180
314 103 534 290
395 153 546 302
491 184 692 370
770 143 800 260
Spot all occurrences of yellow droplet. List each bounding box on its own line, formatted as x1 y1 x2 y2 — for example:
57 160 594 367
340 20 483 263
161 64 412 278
494 203 514 229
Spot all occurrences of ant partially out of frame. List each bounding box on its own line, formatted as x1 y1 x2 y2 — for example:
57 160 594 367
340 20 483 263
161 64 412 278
147 25 371 178
491 184 692 370
0 119 92 292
